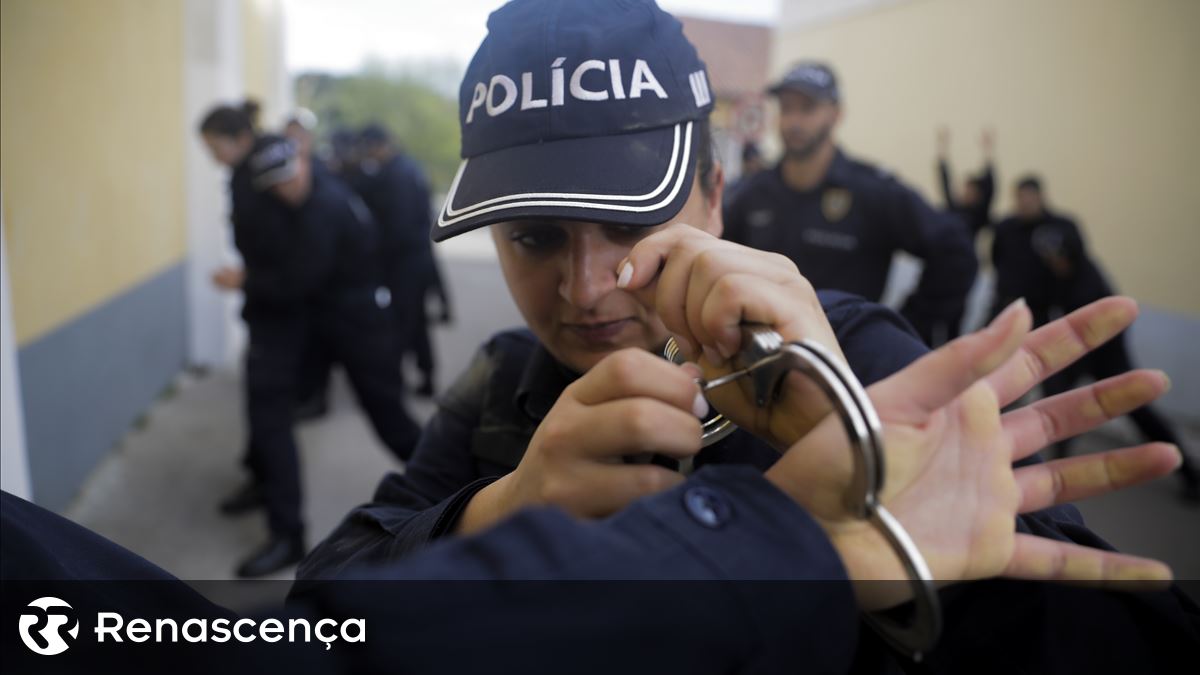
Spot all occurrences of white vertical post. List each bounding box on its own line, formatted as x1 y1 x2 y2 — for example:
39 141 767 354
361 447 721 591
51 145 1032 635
0 195 33 500
183 0 247 369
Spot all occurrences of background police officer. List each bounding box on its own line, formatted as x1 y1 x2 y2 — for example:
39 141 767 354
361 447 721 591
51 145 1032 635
198 121 423 576
723 62 977 347
937 126 996 237
355 123 452 398
992 176 1199 501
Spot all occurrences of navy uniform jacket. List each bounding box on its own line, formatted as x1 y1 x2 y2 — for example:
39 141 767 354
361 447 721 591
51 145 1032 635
294 291 1199 672
992 209 1114 318
723 150 977 341
229 144 387 323
355 153 438 290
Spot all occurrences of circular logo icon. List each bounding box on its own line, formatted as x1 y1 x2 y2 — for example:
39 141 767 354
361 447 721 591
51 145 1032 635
18 597 79 656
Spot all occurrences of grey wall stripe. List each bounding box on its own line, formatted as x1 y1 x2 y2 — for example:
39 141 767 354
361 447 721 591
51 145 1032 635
17 262 187 511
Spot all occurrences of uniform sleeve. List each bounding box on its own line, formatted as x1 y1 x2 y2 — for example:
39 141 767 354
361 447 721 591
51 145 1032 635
874 180 977 340
979 164 995 217
818 290 929 383
298 465 862 675
294 342 500 582
938 159 954 210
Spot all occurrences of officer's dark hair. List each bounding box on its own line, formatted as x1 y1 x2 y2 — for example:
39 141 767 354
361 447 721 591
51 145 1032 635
1016 175 1042 193
199 99 261 138
696 117 718 202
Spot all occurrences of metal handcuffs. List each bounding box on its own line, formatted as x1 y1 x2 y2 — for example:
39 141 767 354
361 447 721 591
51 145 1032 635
664 326 943 661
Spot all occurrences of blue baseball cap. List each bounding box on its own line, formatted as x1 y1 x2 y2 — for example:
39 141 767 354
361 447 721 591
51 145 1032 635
433 0 715 242
768 61 839 102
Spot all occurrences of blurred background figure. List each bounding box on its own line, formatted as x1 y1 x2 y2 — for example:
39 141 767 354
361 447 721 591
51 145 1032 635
991 176 1199 501
724 141 766 204
937 126 995 238
723 61 976 347
282 107 333 420
198 110 422 577
356 123 452 398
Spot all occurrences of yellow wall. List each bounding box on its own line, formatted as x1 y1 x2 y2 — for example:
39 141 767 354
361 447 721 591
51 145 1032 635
242 0 287 127
774 0 1200 314
1 0 187 345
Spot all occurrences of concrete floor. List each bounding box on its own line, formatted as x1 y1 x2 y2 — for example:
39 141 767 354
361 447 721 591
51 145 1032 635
64 251 1200 611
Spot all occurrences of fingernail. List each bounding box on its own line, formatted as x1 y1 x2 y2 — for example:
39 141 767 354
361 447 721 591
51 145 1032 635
990 297 1026 333
679 362 703 379
1170 445 1184 471
1157 370 1172 392
616 260 633 289
701 345 723 366
692 391 710 419
717 342 734 360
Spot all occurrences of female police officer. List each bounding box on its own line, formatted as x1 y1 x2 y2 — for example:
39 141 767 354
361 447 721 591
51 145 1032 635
295 0 1196 669
198 107 421 576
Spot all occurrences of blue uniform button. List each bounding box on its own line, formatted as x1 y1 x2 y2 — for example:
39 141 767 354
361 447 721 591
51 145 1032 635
683 487 730 528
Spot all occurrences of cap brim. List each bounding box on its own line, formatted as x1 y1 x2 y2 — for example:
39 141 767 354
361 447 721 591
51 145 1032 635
433 121 698 242
767 81 835 101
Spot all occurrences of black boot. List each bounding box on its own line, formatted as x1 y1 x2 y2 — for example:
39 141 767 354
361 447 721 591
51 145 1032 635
218 482 264 516
236 533 305 578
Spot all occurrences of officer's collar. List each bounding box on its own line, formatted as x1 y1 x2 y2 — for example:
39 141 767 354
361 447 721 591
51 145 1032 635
771 147 852 190
514 344 580 421
824 148 853 187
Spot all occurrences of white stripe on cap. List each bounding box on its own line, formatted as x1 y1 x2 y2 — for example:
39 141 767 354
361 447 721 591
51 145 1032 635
436 121 694 229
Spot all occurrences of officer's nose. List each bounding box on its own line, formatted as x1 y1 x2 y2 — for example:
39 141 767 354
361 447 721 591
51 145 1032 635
558 231 618 310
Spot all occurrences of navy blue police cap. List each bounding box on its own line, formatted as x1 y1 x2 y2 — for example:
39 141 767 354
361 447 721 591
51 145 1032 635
248 135 299 191
768 61 839 102
433 0 715 242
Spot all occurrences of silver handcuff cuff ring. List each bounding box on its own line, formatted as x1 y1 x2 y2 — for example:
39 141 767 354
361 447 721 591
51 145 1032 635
664 326 943 660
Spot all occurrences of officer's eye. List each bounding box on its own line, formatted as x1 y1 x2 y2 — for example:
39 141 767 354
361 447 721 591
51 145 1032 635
508 224 566 252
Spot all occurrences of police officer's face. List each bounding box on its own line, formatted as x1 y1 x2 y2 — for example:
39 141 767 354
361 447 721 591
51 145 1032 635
202 132 254 168
1016 186 1043 219
777 90 839 160
491 176 722 373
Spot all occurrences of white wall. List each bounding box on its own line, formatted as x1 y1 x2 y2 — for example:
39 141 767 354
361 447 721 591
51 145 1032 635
1 199 32 499
183 0 248 368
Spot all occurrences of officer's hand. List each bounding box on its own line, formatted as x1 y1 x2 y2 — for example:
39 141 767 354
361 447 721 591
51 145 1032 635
766 297 1177 609
212 266 245 290
456 348 705 535
618 223 844 450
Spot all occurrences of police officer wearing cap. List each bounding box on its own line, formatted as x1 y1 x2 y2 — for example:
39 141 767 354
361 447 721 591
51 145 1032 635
355 124 452 398
287 1 1196 670
993 176 1200 501
198 113 423 576
724 62 977 347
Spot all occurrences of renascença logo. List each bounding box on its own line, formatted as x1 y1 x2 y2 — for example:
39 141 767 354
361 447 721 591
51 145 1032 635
18 597 80 656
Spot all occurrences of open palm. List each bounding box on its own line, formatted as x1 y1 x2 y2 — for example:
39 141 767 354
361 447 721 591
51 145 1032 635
765 297 1179 593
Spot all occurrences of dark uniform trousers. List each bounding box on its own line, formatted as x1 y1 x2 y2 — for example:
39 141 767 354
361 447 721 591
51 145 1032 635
244 315 310 536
